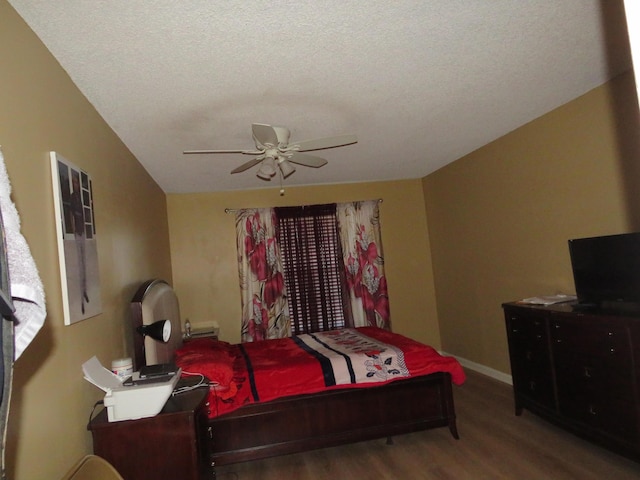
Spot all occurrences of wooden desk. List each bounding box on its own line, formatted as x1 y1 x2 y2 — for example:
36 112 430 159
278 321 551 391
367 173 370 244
88 384 212 479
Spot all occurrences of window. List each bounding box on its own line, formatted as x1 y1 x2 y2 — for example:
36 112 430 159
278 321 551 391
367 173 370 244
276 204 350 335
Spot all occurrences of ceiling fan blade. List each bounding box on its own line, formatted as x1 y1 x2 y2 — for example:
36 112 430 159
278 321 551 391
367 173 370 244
271 125 291 145
287 152 328 168
252 123 279 147
183 149 262 155
294 134 357 152
230 157 264 174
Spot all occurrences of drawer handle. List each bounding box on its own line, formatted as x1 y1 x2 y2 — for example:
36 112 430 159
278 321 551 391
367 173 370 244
208 426 213 439
610 347 616 354
583 367 591 378
589 405 597 416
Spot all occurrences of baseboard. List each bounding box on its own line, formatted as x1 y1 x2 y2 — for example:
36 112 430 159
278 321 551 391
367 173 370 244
441 352 512 385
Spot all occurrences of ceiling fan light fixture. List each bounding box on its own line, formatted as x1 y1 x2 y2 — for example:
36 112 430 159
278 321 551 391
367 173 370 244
278 159 296 178
256 156 276 180
256 168 272 180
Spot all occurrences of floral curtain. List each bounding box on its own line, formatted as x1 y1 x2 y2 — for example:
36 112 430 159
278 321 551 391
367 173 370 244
235 208 291 341
337 200 390 330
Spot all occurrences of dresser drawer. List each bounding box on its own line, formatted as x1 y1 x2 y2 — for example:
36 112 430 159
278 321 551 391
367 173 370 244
554 352 633 390
555 358 634 402
551 320 627 352
558 395 638 442
550 319 631 374
507 313 548 342
513 370 556 408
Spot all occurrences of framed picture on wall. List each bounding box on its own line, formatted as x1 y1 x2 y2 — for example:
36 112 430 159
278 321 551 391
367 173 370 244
50 152 102 325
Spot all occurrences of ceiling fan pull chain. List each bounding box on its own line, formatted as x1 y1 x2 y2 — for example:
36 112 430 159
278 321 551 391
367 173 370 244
279 169 285 196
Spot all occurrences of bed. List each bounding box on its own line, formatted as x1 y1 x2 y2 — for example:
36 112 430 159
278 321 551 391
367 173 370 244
130 279 465 467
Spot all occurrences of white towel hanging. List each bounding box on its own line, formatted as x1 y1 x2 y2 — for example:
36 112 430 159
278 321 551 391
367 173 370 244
0 147 46 359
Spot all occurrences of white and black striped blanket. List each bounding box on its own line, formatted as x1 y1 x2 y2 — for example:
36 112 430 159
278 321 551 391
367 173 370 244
292 328 410 387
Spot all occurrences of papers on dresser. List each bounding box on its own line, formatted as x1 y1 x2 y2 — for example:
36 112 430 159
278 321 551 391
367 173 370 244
82 356 122 391
518 294 577 306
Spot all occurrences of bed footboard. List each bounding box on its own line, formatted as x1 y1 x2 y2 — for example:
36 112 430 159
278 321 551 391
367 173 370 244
207 371 457 466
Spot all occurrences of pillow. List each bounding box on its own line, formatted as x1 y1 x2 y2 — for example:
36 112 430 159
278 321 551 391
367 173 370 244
175 339 238 399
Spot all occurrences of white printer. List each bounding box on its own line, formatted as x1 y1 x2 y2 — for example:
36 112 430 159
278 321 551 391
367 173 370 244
82 356 181 422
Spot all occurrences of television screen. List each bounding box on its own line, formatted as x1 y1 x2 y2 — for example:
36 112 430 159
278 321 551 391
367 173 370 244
568 232 640 310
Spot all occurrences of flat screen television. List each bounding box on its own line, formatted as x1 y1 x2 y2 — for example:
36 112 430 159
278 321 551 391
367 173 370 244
568 232 640 312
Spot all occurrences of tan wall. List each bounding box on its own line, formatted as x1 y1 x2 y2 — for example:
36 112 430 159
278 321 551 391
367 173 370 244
0 2 172 478
167 180 441 347
423 70 640 375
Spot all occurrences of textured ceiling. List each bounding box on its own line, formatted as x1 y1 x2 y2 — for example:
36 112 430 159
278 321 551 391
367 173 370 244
8 1 633 193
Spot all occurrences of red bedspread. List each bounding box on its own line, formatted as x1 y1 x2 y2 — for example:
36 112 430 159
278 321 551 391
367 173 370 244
175 327 465 419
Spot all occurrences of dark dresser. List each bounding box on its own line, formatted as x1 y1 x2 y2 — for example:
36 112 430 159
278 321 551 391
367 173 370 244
503 301 640 461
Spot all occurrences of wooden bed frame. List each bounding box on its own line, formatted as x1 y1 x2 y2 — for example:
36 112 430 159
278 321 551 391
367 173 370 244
130 279 459 467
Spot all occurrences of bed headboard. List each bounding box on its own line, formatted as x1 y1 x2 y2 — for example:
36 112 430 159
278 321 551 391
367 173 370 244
130 279 183 370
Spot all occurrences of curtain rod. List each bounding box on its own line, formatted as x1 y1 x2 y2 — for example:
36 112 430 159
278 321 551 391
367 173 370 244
224 198 383 214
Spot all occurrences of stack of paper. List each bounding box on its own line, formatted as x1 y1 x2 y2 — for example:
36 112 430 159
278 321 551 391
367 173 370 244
518 294 577 306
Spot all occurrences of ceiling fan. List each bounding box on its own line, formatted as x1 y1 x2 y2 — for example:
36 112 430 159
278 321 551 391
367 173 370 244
183 123 357 180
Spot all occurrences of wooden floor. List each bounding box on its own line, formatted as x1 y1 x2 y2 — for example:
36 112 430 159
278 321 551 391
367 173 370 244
215 370 640 479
